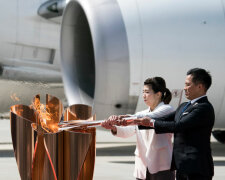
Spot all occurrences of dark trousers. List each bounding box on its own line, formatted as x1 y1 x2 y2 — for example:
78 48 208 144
176 170 212 180
136 169 175 180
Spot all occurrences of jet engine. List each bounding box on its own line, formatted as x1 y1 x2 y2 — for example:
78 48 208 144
60 0 135 119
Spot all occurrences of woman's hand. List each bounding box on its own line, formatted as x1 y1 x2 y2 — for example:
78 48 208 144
101 120 115 130
101 115 134 128
101 115 120 129
107 115 130 121
104 115 131 126
117 118 136 126
108 115 119 121
101 115 119 134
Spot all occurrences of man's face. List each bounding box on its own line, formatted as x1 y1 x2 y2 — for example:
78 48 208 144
184 75 203 100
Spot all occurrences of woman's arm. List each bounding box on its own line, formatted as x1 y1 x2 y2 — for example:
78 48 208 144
136 105 175 119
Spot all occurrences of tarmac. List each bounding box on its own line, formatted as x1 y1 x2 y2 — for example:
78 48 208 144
0 119 225 180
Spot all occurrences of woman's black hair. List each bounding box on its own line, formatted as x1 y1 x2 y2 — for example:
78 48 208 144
144 77 172 104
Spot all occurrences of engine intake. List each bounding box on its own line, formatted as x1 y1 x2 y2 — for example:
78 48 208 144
60 0 131 119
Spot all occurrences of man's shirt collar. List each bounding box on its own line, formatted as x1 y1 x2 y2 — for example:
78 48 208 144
191 95 207 104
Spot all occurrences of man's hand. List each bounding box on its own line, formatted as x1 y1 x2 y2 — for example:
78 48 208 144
134 117 154 127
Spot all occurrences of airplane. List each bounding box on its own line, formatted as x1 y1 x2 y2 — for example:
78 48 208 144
1 0 225 143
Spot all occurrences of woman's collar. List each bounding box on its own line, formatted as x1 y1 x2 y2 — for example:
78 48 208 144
148 102 164 112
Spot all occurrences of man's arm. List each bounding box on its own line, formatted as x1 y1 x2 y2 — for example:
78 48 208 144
138 111 176 130
154 103 214 133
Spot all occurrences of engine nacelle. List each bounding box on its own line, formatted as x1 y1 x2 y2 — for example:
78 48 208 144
60 0 134 119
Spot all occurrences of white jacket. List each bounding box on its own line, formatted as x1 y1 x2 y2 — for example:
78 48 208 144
114 102 174 179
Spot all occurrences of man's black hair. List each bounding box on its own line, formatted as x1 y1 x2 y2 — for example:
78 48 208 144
187 68 212 91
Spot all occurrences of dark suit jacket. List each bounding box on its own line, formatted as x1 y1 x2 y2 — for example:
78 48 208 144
139 96 215 176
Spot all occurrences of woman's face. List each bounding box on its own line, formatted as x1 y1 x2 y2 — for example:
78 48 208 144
142 85 161 109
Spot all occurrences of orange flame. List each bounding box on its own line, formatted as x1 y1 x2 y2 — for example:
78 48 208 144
31 98 59 133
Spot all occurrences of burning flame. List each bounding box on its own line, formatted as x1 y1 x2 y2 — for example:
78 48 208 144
31 97 59 133
29 95 92 134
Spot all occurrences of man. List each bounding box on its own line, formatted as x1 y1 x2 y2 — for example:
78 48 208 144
135 68 215 180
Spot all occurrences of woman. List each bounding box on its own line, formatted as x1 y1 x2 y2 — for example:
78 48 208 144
101 77 175 180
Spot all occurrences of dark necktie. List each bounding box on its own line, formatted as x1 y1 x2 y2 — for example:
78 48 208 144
181 101 191 113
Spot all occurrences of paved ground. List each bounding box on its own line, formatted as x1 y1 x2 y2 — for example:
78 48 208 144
0 119 225 179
